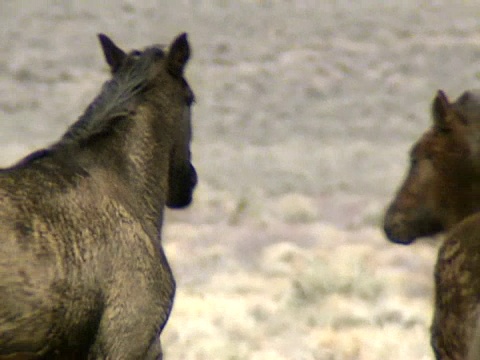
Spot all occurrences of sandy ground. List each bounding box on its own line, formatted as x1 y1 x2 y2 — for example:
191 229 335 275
1 1 480 359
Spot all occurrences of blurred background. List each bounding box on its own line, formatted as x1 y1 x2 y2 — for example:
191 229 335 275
1 1 479 359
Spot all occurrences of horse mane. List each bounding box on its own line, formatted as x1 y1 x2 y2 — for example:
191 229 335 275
4 46 169 170
57 46 166 148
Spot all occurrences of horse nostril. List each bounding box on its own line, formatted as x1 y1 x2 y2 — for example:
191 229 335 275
383 214 407 243
383 224 392 238
383 222 397 242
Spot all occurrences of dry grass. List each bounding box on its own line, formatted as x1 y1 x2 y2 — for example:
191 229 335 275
162 212 438 360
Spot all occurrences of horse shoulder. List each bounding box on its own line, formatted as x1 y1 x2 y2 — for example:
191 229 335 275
433 213 480 358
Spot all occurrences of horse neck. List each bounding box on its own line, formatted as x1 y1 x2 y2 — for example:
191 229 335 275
127 114 172 223
79 110 173 230
444 175 480 229
472 181 480 214
467 150 480 218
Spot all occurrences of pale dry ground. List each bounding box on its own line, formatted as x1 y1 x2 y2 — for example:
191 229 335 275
1 1 480 359
162 190 439 360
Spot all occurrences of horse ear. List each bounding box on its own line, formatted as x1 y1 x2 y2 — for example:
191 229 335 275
167 33 190 77
98 33 126 73
432 90 451 130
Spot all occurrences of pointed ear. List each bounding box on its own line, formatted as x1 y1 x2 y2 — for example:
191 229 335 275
453 90 473 125
167 33 190 77
432 90 451 130
98 33 127 73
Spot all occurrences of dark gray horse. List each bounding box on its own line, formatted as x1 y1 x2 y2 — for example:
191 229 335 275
0 32 197 359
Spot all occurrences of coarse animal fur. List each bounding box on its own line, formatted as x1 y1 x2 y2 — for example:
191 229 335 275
384 89 480 245
0 32 197 359
432 214 480 360
383 89 480 359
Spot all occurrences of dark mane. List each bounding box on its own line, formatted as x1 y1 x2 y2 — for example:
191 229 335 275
9 148 52 168
58 46 166 147
4 46 167 170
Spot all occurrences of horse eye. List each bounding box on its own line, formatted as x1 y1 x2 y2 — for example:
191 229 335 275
432 127 449 136
131 50 142 57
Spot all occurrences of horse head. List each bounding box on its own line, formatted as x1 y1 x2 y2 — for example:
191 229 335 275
384 90 480 244
98 33 197 209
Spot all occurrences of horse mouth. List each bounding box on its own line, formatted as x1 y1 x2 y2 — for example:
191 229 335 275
384 230 417 245
383 217 444 245
167 196 193 209
383 223 415 244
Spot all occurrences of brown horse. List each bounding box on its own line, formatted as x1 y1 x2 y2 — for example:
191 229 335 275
383 89 480 245
383 89 480 359
0 33 197 359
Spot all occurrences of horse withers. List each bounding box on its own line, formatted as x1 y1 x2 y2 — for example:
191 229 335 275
0 32 197 359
